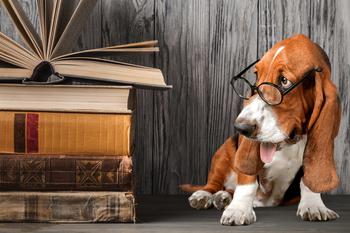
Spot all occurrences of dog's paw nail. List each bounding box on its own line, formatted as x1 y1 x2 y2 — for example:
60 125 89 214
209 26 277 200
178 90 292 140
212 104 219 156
297 205 339 221
220 208 256 225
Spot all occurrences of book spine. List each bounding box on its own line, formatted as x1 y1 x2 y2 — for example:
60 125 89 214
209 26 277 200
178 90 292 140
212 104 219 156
0 111 131 156
0 154 132 191
0 191 135 223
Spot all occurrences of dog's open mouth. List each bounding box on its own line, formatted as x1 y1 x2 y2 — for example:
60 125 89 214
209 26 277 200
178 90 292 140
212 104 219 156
260 142 278 163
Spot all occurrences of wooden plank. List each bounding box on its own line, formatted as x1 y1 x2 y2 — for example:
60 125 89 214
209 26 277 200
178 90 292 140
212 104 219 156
207 0 258 170
332 0 350 194
258 0 311 56
101 0 155 194
154 0 210 194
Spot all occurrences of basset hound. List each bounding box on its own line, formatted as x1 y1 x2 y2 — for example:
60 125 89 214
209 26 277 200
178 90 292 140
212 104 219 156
181 34 341 225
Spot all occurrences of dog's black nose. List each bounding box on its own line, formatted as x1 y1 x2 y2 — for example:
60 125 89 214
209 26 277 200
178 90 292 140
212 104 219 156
234 121 256 137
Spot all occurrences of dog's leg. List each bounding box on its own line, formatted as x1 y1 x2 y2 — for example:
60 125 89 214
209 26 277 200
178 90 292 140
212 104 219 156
297 180 339 221
190 170 235 210
187 138 237 210
220 175 258 225
213 171 235 210
188 174 233 210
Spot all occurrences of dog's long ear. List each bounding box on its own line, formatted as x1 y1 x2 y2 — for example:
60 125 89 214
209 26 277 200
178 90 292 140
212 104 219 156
303 69 341 193
234 136 263 175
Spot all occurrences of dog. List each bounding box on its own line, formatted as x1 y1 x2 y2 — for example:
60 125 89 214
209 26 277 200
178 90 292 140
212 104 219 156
180 34 341 225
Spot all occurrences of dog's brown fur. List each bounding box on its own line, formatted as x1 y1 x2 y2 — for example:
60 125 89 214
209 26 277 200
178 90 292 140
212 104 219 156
181 34 340 197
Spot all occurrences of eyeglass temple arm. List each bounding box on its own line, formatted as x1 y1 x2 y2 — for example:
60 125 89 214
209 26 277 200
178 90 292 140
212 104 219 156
232 59 260 80
283 67 322 95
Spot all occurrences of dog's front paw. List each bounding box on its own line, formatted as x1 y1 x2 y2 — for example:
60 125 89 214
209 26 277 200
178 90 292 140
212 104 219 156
297 203 339 221
188 190 213 210
213 191 232 210
220 207 256 225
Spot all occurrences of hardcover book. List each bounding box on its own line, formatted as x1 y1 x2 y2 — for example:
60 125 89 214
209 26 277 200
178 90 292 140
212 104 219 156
0 111 132 156
0 154 133 191
0 191 135 222
0 84 134 113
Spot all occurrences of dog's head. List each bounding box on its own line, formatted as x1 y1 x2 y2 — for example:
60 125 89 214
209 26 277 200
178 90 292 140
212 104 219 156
234 34 340 192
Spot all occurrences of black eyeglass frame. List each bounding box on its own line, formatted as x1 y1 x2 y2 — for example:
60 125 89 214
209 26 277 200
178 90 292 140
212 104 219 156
230 59 322 106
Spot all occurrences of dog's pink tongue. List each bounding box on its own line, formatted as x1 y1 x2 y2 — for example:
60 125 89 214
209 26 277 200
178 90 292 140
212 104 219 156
260 143 277 163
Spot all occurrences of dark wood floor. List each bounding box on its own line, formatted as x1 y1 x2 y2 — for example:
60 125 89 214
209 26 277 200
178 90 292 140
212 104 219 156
0 195 349 233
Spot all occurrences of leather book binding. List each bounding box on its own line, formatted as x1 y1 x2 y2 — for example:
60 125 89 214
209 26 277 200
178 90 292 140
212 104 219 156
0 154 133 191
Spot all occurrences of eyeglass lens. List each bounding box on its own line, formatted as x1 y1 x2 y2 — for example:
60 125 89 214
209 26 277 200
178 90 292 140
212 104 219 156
233 78 252 99
257 84 282 105
233 68 257 99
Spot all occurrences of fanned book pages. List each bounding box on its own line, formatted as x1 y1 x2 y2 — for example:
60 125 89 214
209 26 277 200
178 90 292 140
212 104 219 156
0 0 170 89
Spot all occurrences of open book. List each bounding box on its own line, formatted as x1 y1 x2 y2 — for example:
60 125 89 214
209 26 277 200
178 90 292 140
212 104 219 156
0 0 169 89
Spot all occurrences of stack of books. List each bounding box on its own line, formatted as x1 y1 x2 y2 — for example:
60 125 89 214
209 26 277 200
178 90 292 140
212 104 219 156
0 0 169 223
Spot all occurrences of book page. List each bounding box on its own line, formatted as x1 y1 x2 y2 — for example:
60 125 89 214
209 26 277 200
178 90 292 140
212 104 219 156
0 84 132 113
46 0 80 58
53 40 159 60
1 0 43 59
54 56 153 69
0 52 28 68
0 60 31 78
54 0 80 45
54 48 159 60
52 59 170 89
38 0 56 59
0 35 39 69
0 68 31 79
0 32 40 67
0 51 31 69
37 0 47 58
50 0 98 59
46 0 62 58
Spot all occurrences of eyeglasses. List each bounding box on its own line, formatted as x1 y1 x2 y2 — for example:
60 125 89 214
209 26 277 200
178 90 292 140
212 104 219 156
230 59 322 106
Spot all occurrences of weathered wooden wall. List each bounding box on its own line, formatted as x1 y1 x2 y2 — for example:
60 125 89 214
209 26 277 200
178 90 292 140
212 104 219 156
0 0 349 194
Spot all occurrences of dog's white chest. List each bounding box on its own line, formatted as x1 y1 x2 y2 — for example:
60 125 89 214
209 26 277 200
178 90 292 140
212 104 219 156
255 136 307 207
263 136 307 180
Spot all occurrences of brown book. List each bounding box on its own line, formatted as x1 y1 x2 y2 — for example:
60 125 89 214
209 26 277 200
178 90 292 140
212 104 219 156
0 154 133 191
0 111 131 156
0 191 135 222
0 0 170 89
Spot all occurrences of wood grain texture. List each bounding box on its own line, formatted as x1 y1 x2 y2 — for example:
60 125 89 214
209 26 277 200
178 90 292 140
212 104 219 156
154 0 211 194
0 0 349 194
101 0 156 194
258 0 311 56
207 0 258 168
332 0 350 194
